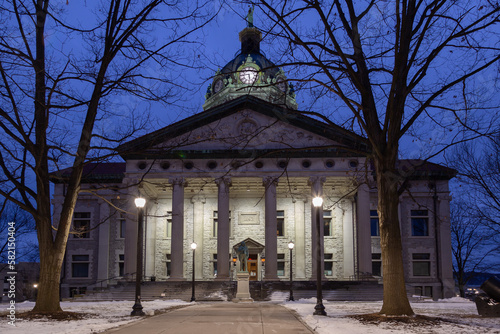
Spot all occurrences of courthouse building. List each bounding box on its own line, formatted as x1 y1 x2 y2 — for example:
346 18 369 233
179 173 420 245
52 26 456 300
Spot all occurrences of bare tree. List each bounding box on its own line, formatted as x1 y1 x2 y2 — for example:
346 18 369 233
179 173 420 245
0 0 213 313
252 0 500 315
450 200 499 297
449 134 500 233
0 202 38 268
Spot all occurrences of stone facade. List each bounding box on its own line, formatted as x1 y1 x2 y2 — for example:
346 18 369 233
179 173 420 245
53 25 456 300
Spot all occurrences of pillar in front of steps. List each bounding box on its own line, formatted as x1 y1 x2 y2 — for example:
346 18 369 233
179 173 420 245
169 177 187 280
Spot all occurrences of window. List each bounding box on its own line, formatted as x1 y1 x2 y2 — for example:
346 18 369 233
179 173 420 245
372 253 382 276
73 212 90 238
411 210 429 236
412 253 431 276
277 253 285 276
324 210 332 236
118 254 124 277
415 286 433 297
166 211 172 238
119 213 126 239
277 210 285 236
324 253 334 276
166 254 171 277
212 254 217 277
370 210 380 236
212 211 231 238
71 255 89 277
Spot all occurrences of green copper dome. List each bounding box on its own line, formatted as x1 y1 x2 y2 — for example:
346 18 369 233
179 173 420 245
203 27 297 110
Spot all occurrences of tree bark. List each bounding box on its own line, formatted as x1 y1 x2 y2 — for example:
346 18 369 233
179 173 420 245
375 155 414 316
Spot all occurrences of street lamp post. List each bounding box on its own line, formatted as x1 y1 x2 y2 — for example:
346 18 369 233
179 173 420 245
131 197 146 316
312 196 326 316
190 242 197 302
288 241 295 301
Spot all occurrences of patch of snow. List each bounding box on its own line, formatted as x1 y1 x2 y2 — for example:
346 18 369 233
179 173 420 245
282 298 500 334
206 290 228 301
1 299 189 334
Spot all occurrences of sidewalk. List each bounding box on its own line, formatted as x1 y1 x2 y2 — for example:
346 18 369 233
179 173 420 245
102 302 316 334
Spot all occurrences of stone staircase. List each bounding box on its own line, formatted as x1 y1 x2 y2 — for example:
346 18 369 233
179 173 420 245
69 280 393 303
73 281 234 302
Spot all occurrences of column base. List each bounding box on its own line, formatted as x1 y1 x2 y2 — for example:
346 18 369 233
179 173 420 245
168 277 186 282
263 277 279 281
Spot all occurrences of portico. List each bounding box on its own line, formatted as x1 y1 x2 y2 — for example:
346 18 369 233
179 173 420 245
123 163 367 282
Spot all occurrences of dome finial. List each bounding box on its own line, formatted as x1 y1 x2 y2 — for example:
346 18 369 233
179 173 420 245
245 5 255 28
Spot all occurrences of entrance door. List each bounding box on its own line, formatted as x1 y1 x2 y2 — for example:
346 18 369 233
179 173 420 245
248 254 258 281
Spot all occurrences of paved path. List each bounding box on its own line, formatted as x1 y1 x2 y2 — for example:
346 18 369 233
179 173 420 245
103 302 315 334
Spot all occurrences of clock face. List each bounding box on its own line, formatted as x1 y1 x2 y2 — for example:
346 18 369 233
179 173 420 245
239 67 258 84
213 79 223 93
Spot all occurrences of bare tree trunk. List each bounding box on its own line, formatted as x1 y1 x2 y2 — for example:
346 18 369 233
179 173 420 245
375 156 414 316
33 240 64 312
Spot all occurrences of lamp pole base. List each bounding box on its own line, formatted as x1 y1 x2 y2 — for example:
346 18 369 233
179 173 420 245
313 302 326 316
131 302 145 316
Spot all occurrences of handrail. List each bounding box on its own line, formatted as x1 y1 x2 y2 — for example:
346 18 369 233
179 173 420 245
74 272 137 295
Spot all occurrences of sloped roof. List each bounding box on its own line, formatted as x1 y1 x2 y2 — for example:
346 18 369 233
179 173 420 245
50 162 125 184
396 159 457 180
117 95 370 160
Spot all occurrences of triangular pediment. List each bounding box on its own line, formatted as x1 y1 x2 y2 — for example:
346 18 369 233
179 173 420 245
232 238 265 253
118 96 368 159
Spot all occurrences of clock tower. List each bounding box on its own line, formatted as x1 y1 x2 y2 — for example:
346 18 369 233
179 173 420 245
203 26 298 110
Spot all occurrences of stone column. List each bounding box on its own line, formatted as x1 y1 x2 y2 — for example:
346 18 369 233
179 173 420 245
293 198 306 279
145 204 156 279
97 200 110 286
343 199 355 279
216 177 231 280
263 176 278 280
356 184 371 275
309 176 325 277
169 177 187 280
438 193 455 298
124 179 138 278
192 195 205 280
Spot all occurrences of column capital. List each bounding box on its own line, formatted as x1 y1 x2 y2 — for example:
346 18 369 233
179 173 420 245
191 195 206 204
307 176 326 187
169 177 187 187
215 176 232 188
262 176 278 187
292 196 307 203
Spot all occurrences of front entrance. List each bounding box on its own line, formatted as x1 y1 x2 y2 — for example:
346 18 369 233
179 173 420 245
232 238 265 281
248 254 258 281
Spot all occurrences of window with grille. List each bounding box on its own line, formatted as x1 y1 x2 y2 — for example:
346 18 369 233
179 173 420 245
118 213 126 239
372 253 381 276
324 210 333 236
118 254 124 276
412 253 431 276
370 210 380 236
71 255 90 277
324 253 334 276
212 254 217 276
411 210 429 236
277 210 285 236
73 212 90 238
277 253 285 276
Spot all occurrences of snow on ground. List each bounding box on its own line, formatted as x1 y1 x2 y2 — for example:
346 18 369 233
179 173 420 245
281 297 500 334
1 297 499 334
0 299 189 334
